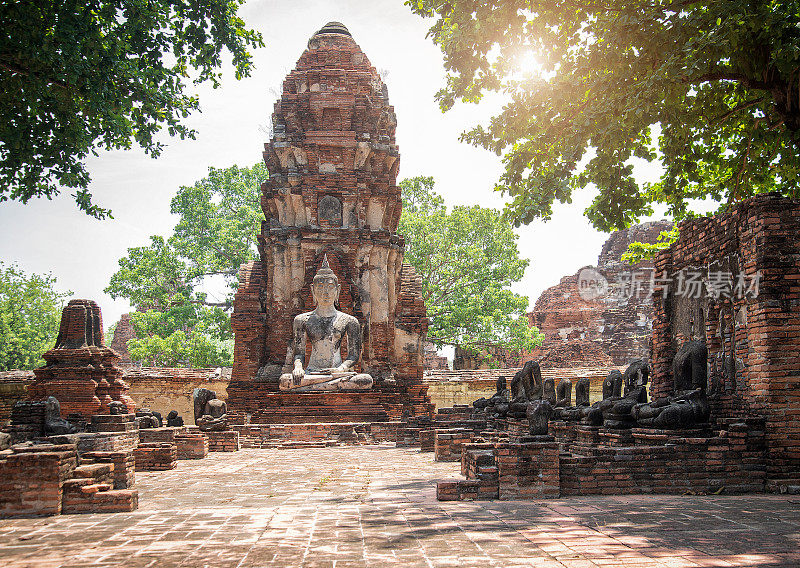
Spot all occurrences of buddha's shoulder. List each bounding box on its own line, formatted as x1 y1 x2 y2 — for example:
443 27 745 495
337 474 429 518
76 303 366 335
293 311 314 323
337 311 360 326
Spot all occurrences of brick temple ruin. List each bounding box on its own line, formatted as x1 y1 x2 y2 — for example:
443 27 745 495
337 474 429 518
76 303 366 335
227 21 433 423
28 299 135 420
427 193 800 499
1 301 238 517
2 23 799 519
526 221 671 367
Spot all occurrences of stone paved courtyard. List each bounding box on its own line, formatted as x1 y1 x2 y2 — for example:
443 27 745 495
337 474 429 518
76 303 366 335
0 445 798 568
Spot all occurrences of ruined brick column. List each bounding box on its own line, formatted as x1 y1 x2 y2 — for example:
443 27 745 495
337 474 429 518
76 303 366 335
28 300 135 419
228 22 432 421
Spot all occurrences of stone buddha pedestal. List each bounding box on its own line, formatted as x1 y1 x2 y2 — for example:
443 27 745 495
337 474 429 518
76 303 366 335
279 256 373 393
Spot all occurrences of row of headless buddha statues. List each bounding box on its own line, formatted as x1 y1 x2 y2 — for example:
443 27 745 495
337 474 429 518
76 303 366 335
472 340 711 435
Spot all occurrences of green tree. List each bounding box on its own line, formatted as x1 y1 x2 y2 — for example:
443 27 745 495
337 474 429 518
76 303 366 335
0 1 264 218
106 162 264 366
0 263 71 370
106 162 265 310
408 1 800 232
399 176 543 355
127 303 232 368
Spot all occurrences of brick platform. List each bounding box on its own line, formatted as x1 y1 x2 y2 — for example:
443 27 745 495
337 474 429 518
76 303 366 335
48 430 139 454
233 421 399 447
81 451 135 489
138 426 187 444
0 444 77 517
434 428 473 462
133 443 177 470
228 391 397 423
174 434 208 459
0 443 138 517
204 430 239 452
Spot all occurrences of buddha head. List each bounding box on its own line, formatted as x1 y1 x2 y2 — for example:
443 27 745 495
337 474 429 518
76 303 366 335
312 255 340 308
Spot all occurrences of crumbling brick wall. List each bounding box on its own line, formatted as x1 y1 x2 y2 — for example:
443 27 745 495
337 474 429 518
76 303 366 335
525 221 672 368
650 193 800 488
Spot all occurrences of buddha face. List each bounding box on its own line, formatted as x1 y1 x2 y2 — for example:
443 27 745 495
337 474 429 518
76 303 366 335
312 276 340 307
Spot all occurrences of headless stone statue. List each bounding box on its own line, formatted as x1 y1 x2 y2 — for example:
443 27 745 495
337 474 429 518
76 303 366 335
575 378 590 407
580 369 624 426
555 379 572 408
166 410 184 427
44 396 77 435
473 374 511 415
135 408 161 429
193 388 229 431
603 359 650 429
526 399 553 436
555 376 589 421
279 255 373 392
510 360 542 401
108 401 126 415
632 341 710 429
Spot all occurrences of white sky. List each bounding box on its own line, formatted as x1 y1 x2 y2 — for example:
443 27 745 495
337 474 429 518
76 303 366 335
0 0 667 330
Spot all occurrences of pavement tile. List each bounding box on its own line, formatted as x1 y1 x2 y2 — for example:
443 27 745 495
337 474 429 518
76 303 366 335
1 446 799 567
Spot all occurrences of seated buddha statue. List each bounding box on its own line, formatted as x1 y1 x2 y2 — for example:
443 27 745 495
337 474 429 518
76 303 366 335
279 256 373 392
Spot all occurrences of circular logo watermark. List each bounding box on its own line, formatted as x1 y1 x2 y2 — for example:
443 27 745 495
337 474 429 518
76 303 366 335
577 267 608 300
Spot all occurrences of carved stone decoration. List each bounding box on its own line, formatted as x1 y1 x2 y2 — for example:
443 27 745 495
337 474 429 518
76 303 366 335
28 299 134 420
228 21 432 421
318 195 343 226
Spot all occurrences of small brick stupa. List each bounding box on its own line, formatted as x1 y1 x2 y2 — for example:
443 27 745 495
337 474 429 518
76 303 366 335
28 299 135 419
228 22 433 422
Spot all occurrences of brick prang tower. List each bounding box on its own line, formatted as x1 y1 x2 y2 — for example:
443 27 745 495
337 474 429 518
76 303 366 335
228 22 432 422
28 299 135 420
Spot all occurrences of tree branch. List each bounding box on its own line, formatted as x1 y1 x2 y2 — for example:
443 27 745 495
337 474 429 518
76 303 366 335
712 97 766 125
686 72 772 91
0 58 72 91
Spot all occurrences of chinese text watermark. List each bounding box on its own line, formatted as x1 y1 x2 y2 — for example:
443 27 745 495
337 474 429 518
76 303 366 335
577 267 761 301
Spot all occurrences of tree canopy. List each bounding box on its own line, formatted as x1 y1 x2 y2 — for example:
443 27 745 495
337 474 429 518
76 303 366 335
106 162 265 367
106 162 266 310
126 303 232 368
399 176 543 354
0 263 71 370
408 0 800 231
0 1 263 218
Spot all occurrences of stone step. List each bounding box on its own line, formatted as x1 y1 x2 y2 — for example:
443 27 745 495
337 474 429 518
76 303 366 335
72 463 114 478
61 489 139 514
